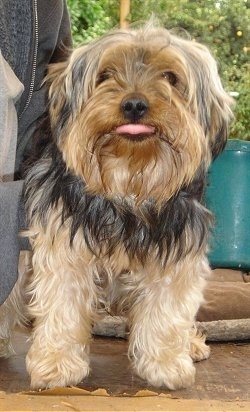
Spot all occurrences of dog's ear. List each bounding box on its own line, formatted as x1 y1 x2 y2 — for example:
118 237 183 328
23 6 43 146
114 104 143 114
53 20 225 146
168 32 234 158
198 58 234 159
45 43 104 142
185 42 234 159
45 60 70 132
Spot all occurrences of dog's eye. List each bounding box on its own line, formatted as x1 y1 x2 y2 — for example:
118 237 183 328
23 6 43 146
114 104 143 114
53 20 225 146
162 71 178 87
96 70 112 85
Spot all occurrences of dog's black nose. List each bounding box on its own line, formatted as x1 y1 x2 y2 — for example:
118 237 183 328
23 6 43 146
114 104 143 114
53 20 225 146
121 97 149 122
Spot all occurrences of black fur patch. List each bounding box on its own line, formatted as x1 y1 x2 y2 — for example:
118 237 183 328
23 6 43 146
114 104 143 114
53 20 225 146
24 144 212 265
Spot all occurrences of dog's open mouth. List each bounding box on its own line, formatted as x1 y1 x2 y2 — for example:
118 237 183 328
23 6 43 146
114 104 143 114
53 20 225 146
115 124 155 141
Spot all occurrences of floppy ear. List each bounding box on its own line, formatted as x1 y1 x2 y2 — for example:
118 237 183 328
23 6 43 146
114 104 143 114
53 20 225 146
45 31 130 145
207 89 234 159
46 45 99 141
188 42 234 158
45 60 70 132
199 61 234 158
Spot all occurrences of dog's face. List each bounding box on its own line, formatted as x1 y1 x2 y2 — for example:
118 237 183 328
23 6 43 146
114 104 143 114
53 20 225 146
47 25 233 205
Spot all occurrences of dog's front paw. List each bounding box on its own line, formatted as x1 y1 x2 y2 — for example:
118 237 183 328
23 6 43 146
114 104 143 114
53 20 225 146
26 344 90 390
134 355 195 390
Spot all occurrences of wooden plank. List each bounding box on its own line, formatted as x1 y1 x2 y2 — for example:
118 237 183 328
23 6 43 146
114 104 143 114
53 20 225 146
0 331 249 401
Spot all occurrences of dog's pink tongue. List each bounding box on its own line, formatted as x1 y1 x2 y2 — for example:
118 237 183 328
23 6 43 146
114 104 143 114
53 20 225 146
116 124 155 135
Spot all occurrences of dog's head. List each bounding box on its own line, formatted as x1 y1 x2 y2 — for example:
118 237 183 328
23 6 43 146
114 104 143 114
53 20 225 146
46 23 233 204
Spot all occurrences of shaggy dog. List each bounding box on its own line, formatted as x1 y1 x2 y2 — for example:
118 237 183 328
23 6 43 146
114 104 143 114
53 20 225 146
0 23 233 390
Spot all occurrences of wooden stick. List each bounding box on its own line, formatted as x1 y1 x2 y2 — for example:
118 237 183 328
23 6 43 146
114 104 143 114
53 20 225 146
120 0 130 28
197 319 250 341
93 316 250 341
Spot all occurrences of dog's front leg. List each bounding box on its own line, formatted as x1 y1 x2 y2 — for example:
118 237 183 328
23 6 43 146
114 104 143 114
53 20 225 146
128 257 209 390
26 243 97 390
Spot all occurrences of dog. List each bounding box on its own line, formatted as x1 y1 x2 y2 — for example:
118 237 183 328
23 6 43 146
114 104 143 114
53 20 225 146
0 22 233 390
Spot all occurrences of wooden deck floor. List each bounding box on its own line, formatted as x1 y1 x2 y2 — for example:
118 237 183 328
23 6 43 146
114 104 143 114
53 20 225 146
0 331 250 411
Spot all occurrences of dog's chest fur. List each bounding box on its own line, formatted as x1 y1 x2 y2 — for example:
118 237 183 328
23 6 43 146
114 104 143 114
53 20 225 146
27 150 212 268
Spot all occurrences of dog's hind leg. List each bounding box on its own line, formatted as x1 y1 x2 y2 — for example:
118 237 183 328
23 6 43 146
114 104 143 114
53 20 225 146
0 251 30 357
189 326 210 362
25 228 98 390
0 296 17 357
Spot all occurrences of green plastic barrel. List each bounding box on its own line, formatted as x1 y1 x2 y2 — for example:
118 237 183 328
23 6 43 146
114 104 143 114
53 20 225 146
205 139 250 270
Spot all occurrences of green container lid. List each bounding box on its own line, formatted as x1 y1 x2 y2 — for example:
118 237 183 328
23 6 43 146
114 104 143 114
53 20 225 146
205 139 250 270
224 139 250 152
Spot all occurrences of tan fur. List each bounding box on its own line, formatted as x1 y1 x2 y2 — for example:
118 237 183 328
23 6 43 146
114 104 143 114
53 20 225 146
56 43 209 204
0 23 233 390
25 206 211 389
